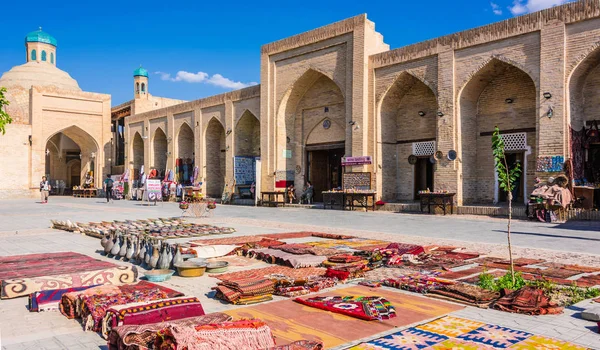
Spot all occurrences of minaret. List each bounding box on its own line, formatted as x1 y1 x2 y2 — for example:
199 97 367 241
25 27 57 66
133 65 149 99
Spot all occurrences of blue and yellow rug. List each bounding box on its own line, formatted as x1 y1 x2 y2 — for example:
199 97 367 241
349 316 588 349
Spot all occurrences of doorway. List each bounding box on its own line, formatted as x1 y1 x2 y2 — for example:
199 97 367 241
498 152 524 203
307 147 344 202
414 157 434 199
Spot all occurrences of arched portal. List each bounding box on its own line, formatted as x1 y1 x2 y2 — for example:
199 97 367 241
459 58 536 204
44 126 98 190
277 69 345 201
176 123 195 185
568 47 600 182
235 110 260 157
379 72 438 201
205 118 226 197
132 132 144 181
152 128 167 176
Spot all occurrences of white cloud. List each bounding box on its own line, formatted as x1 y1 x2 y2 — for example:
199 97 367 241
509 0 570 16
491 2 503 15
154 71 257 89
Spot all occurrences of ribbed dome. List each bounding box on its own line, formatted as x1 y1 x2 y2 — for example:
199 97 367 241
133 66 149 77
0 61 80 91
25 29 57 47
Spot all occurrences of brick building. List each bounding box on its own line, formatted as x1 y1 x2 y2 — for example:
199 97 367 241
123 1 600 205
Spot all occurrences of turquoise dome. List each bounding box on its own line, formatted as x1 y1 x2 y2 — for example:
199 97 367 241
133 66 149 78
25 29 57 47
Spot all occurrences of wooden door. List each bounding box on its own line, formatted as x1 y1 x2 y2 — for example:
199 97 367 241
308 151 329 202
499 152 524 203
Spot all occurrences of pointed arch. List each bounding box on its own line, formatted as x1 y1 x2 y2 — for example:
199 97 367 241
204 117 226 197
141 83 146 93
41 50 47 62
376 71 438 201
31 50 37 61
305 117 345 145
152 127 167 172
459 58 536 205
50 52 54 64
132 132 145 180
568 44 600 130
235 110 260 157
176 122 194 160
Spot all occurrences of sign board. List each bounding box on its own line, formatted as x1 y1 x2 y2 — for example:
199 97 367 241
343 172 371 191
145 179 162 202
283 149 292 159
233 156 256 186
342 156 372 166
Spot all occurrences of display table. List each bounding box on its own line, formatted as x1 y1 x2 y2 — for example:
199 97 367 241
182 187 202 202
323 192 344 210
261 191 286 207
73 189 97 198
323 191 377 211
419 193 455 215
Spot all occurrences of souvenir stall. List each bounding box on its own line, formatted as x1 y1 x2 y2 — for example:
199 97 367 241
323 157 376 211
571 121 600 210
527 175 573 223
73 171 97 198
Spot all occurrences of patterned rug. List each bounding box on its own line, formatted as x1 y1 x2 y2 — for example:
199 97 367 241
211 266 327 281
349 316 587 349
224 285 463 348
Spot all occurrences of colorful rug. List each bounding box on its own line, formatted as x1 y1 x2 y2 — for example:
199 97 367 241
29 285 99 312
154 319 276 350
102 296 205 339
191 235 267 246
108 312 232 350
306 239 389 249
247 248 326 268
211 266 327 282
350 316 587 349
294 296 396 321
207 255 264 268
260 232 316 240
224 285 463 348
2 265 137 299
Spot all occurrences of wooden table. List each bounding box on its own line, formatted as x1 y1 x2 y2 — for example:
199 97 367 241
261 191 286 207
419 193 455 215
73 189 97 198
344 192 376 211
323 192 344 210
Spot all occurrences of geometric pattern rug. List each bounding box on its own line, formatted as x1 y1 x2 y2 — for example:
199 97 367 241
349 316 588 349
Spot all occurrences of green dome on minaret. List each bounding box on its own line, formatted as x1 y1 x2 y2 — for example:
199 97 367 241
133 66 149 78
25 28 57 47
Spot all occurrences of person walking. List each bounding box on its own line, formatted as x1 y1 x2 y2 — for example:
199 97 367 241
40 176 50 204
103 174 114 203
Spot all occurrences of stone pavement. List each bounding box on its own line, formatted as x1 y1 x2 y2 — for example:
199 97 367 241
0 197 599 349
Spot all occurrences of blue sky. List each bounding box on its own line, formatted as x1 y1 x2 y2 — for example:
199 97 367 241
0 0 569 105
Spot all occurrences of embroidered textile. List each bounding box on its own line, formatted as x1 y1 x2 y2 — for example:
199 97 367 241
154 319 275 350
108 312 232 350
492 286 563 315
294 296 397 321
429 282 500 307
211 266 327 281
29 285 99 312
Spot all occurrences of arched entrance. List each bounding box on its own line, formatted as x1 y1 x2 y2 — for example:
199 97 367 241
277 69 345 202
569 47 600 183
132 132 144 181
459 59 536 204
176 123 195 184
152 128 167 177
205 118 226 197
44 126 99 191
235 110 260 157
379 72 438 201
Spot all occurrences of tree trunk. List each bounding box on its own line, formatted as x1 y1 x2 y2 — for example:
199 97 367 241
507 192 515 286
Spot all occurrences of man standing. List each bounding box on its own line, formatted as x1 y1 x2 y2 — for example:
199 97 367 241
40 176 50 204
104 174 114 203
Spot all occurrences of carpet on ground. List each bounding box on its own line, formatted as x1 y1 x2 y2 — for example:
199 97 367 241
29 285 99 312
2 265 137 299
102 296 205 339
349 315 587 349
211 266 327 282
223 285 463 348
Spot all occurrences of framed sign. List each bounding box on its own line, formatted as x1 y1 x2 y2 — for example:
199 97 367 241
145 179 162 202
341 156 372 166
343 172 371 191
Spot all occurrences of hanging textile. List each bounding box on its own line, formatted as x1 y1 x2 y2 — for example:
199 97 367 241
571 127 585 180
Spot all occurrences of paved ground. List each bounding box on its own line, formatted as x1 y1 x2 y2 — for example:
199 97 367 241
0 197 599 349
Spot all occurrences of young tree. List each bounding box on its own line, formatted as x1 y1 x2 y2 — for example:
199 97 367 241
0 87 13 135
491 126 522 286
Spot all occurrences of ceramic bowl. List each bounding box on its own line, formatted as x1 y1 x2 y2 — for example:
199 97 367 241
175 261 207 277
206 261 229 273
144 269 175 282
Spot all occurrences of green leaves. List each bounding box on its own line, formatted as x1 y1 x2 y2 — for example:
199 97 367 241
492 127 521 193
0 87 13 135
